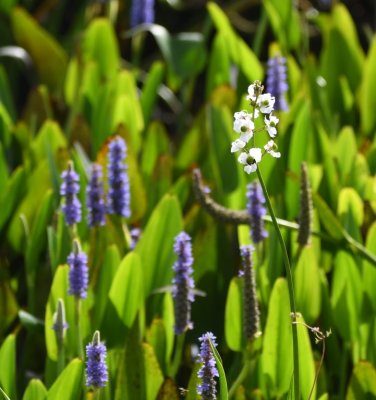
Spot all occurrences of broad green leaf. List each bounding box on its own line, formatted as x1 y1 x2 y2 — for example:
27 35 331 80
22 379 47 400
360 35 376 134
363 223 376 311
162 293 174 372
286 102 312 219
346 362 376 399
207 105 238 193
146 318 168 374
225 277 243 352
109 252 143 328
294 246 321 324
155 378 179 399
336 126 357 184
185 362 201 400
82 18 119 81
296 316 316 400
331 251 362 341
0 334 16 399
0 282 18 337
262 278 293 397
312 192 345 241
210 339 228 400
135 194 183 297
337 188 363 237
0 0 16 14
47 359 83 400
94 245 121 328
140 61 165 124
11 7 67 93
0 166 26 232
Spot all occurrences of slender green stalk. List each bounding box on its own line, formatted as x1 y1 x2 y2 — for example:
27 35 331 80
57 340 65 375
169 333 186 378
75 297 84 359
93 388 101 400
256 168 300 400
0 387 11 400
228 359 251 399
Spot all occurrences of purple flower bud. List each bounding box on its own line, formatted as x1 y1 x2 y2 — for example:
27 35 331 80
87 164 106 227
86 331 108 388
67 240 89 299
247 182 268 244
197 332 219 400
60 161 82 226
130 0 155 28
52 298 68 341
172 232 195 335
107 136 131 218
240 246 261 341
129 227 142 250
266 56 289 111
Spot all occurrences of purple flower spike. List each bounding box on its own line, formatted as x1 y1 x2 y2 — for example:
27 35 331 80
87 163 106 227
266 56 289 111
197 332 219 400
60 161 82 226
86 331 108 388
130 0 155 28
240 246 261 341
107 136 131 218
247 182 268 244
67 240 89 299
172 232 195 335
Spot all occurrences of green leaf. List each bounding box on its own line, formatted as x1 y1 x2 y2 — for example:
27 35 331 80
362 223 376 312
294 246 321 324
135 194 183 297
155 378 179 400
22 379 47 400
0 166 26 232
209 338 228 400
109 252 143 328
312 192 345 241
0 334 16 399
11 7 67 93
185 362 201 400
82 18 120 81
346 361 376 399
261 278 293 397
225 277 243 352
337 188 363 239
0 102 13 148
140 61 165 124
331 251 362 341
162 293 175 371
336 126 357 184
0 282 18 337
47 359 84 400
360 35 376 135
296 315 316 400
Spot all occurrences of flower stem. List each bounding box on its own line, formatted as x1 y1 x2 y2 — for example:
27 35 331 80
228 359 252 399
169 333 186 378
256 168 300 400
57 338 65 376
75 297 84 359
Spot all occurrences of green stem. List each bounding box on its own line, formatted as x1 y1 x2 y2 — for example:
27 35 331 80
93 388 101 400
57 338 65 375
169 333 186 378
256 168 300 400
228 359 251 399
0 387 11 400
75 297 84 359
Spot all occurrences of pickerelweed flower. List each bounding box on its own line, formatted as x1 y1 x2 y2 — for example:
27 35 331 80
107 136 131 218
86 331 108 388
86 163 106 227
197 332 219 400
240 246 261 341
231 81 281 174
266 56 289 111
67 240 89 299
60 161 82 226
130 0 155 28
172 232 195 335
52 298 68 341
247 182 268 243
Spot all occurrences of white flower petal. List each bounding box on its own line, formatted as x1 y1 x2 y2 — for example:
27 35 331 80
270 151 281 158
239 131 253 143
258 94 275 114
246 84 256 101
238 152 248 164
231 139 246 153
244 164 257 174
249 147 262 163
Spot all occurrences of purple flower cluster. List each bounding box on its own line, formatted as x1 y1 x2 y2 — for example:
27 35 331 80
172 232 195 335
130 0 155 28
240 246 261 341
86 331 108 388
86 164 106 227
107 136 131 218
67 241 89 299
60 161 82 226
247 182 268 244
197 332 219 400
266 56 289 111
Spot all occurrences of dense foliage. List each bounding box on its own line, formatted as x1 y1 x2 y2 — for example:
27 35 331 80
0 0 376 399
